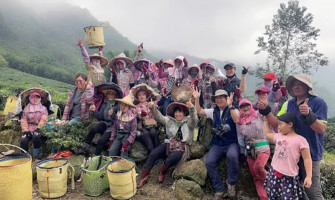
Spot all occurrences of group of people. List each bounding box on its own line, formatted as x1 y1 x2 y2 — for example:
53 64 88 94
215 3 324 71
18 41 328 200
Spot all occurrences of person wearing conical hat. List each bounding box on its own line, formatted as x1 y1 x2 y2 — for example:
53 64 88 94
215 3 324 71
78 40 108 86
132 84 161 152
260 73 327 199
20 92 48 161
133 59 158 88
137 99 198 189
108 95 137 157
108 53 135 95
74 84 122 156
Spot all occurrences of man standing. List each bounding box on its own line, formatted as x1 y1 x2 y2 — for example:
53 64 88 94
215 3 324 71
193 88 240 200
258 74 327 200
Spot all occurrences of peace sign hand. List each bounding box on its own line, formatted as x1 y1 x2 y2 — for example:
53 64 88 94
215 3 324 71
227 92 234 108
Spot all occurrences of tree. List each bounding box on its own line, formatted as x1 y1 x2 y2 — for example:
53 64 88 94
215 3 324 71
255 0 328 78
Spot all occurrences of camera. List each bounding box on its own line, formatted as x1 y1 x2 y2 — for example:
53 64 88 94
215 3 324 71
246 142 256 158
212 124 231 140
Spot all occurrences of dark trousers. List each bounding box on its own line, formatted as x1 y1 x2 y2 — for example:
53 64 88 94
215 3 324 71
109 132 132 158
137 127 160 152
95 131 111 155
20 132 42 151
205 143 239 193
85 122 107 144
144 143 183 170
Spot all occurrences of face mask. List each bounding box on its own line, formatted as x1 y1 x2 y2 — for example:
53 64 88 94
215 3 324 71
190 71 198 78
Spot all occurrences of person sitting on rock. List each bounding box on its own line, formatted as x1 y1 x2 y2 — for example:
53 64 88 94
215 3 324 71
192 87 240 199
75 84 122 155
77 39 108 86
235 99 270 200
137 99 198 189
108 95 137 158
20 92 48 161
61 73 94 125
131 84 161 153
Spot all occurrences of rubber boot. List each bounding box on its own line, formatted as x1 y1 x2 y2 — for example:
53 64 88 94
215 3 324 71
137 169 150 189
33 147 42 159
158 162 168 183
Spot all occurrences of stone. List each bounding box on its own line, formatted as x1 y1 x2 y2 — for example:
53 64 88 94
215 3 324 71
190 142 206 159
174 159 207 186
129 141 148 163
198 117 213 150
0 129 21 147
174 179 204 200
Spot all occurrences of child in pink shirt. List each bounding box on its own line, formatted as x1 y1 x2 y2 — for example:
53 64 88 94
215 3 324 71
264 112 312 200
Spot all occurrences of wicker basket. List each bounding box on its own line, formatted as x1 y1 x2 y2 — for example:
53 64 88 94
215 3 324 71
81 156 112 196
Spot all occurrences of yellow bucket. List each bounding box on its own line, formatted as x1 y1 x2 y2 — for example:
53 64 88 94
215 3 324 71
36 158 75 198
84 26 105 49
3 96 17 116
0 144 32 200
107 156 137 200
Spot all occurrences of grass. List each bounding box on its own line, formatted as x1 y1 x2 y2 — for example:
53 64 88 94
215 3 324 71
0 67 73 111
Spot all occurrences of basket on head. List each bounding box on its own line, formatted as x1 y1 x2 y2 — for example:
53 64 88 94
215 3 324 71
83 26 105 48
81 156 112 196
0 144 32 200
107 156 136 200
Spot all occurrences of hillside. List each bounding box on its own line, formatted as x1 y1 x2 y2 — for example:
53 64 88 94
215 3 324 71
0 0 154 84
0 67 73 111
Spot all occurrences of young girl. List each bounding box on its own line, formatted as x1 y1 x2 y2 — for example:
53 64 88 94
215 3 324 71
264 112 312 199
236 99 270 200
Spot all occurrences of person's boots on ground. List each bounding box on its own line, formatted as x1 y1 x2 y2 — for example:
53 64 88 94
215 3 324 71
158 162 168 183
137 169 150 189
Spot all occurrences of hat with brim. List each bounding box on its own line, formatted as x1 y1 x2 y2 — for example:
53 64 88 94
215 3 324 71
263 72 276 81
188 64 200 74
200 61 210 70
255 86 270 94
108 53 133 69
224 63 236 69
132 83 161 105
134 59 150 71
89 53 108 67
95 83 123 99
286 73 316 97
211 89 228 102
163 59 174 67
166 102 189 117
115 95 136 108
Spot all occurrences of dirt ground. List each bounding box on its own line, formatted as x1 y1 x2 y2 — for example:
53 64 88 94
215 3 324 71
32 163 204 200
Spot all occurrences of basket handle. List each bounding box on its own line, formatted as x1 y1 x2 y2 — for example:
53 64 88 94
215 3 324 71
68 163 75 191
0 143 28 154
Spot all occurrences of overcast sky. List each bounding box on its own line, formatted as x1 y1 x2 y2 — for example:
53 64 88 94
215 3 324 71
65 0 334 66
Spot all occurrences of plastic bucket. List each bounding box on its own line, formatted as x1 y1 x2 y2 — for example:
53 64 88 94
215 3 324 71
107 156 136 200
0 144 32 200
84 26 105 48
81 156 112 196
36 158 75 198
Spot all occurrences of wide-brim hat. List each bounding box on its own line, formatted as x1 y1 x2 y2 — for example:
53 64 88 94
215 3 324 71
224 63 236 69
89 53 108 67
131 83 161 105
200 61 215 71
211 89 228 102
286 73 316 96
115 95 136 108
166 102 189 117
163 59 174 67
95 83 123 99
108 53 133 69
188 64 200 74
134 59 150 71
